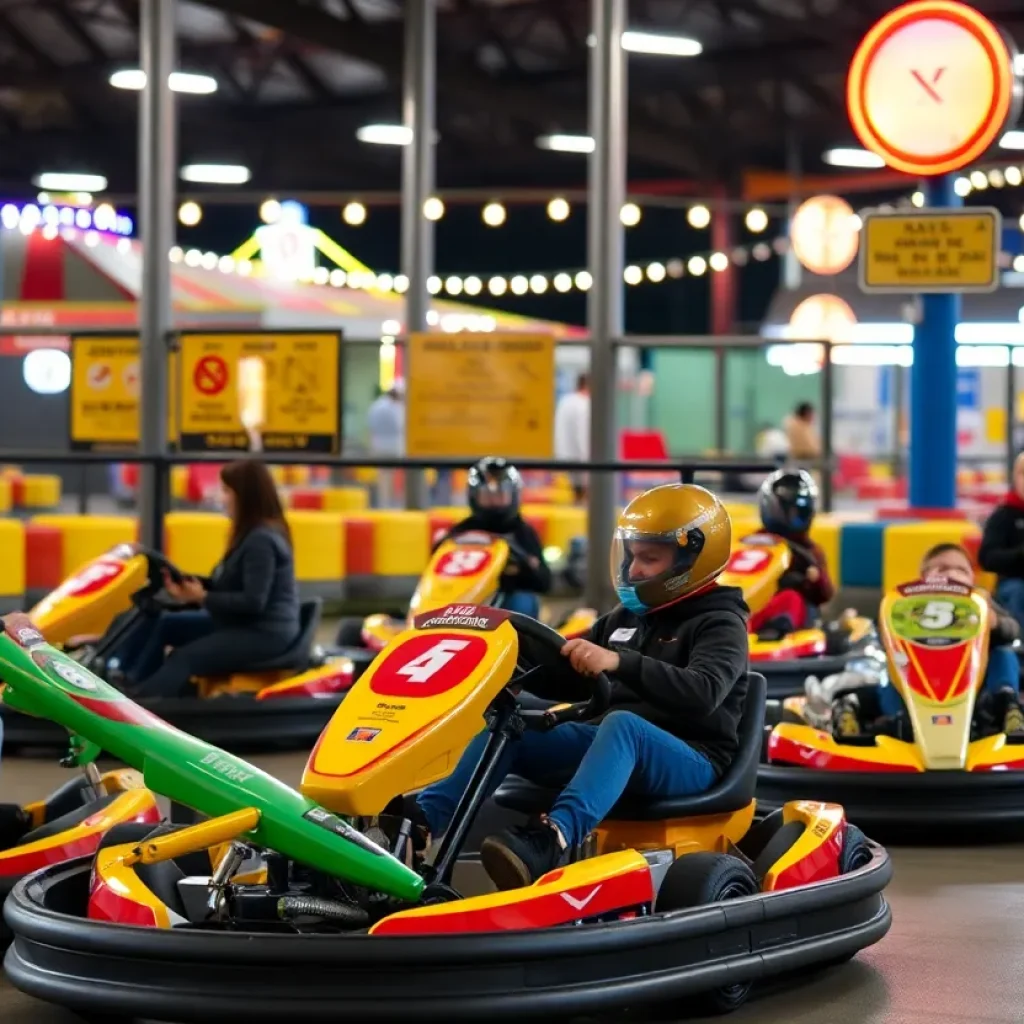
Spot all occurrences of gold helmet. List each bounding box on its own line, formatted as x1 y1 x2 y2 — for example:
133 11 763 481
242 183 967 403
611 483 732 614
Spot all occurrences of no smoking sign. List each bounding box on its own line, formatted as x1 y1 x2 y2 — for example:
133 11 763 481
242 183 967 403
193 355 229 396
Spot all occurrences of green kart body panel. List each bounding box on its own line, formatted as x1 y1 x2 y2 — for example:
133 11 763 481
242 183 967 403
0 616 424 903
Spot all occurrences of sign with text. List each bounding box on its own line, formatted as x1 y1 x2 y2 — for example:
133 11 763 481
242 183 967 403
406 333 555 459
178 332 340 453
859 207 1001 293
69 336 177 451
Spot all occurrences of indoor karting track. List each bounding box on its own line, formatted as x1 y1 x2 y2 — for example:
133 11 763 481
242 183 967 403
2 752 1021 1024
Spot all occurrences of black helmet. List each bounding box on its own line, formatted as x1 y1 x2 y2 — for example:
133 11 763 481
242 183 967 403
759 468 817 535
467 457 521 527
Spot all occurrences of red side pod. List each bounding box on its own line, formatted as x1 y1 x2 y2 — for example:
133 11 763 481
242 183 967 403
767 732 919 773
255 666 355 701
87 866 160 928
371 865 655 936
769 816 847 892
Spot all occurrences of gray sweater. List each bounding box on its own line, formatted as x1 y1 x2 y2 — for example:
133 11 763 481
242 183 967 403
203 525 300 638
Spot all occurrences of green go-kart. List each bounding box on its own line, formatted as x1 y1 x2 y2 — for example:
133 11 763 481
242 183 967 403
1 605 892 1020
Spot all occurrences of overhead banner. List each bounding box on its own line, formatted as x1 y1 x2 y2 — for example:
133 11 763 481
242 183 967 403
406 333 555 459
178 332 341 453
69 336 177 451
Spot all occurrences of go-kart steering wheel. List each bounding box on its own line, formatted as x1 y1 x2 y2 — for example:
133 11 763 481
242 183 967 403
500 610 612 731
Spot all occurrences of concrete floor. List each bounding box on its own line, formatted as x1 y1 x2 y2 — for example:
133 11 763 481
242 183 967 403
2 752 1023 1023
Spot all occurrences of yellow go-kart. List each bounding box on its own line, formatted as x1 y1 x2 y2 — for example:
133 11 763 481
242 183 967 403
719 532 875 699
333 530 597 679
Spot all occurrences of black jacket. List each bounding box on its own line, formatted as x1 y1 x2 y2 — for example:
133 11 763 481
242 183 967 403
438 514 552 594
536 586 750 776
202 526 301 638
979 503 1024 582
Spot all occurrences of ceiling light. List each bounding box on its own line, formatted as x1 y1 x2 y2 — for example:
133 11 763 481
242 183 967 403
357 124 413 146
178 201 202 226
744 208 768 233
482 201 506 227
1002 131 1024 150
687 204 711 229
621 31 702 56
180 164 250 185
32 172 107 192
110 69 218 94
822 146 885 168
547 197 570 221
342 201 367 226
536 134 595 154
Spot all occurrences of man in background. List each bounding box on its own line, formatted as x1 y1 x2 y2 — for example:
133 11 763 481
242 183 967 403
784 401 821 462
367 382 405 508
555 372 591 503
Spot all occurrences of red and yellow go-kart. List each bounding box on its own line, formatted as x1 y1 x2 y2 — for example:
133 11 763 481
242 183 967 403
759 577 1024 832
0 763 160 946
333 530 597 680
4 605 891 1020
719 532 875 699
0 543 355 750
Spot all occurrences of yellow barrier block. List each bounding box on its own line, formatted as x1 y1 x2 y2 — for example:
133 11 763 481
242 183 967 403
21 474 61 508
0 476 11 514
729 516 763 543
32 514 136 578
361 511 430 576
868 462 891 480
286 510 346 582
882 520 983 594
531 505 586 555
352 466 377 485
170 465 189 502
269 466 287 486
163 512 230 576
283 466 311 486
810 515 842 591
0 518 25 597
724 502 757 520
322 487 369 512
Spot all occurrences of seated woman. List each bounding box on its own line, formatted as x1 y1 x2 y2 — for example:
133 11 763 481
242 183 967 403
978 451 1024 630
119 460 301 700
385 483 750 891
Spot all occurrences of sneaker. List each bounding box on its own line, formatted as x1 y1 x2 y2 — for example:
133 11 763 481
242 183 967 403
480 817 565 891
1002 693 1024 737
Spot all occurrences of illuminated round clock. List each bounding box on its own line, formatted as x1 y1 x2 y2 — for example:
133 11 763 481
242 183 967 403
847 0 1020 176
789 195 860 276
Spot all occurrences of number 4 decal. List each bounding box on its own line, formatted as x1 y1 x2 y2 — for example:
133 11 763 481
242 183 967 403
396 638 471 684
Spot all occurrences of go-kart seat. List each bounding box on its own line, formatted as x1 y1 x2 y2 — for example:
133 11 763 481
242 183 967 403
17 793 119 846
494 672 767 822
239 599 322 673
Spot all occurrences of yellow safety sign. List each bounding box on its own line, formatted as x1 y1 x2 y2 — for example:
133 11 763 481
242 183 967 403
406 332 555 459
178 333 340 453
69 336 177 450
859 207 1001 293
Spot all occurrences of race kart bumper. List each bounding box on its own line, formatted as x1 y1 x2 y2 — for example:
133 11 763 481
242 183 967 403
0 692 345 753
3 846 891 1021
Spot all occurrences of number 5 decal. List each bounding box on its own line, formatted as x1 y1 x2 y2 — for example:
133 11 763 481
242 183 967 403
396 638 471 684
919 600 955 630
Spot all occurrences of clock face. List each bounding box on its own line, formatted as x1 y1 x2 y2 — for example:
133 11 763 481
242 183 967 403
847 2 1015 175
790 196 860 276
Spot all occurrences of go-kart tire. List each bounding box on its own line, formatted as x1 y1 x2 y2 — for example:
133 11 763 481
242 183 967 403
655 852 759 1014
334 617 366 648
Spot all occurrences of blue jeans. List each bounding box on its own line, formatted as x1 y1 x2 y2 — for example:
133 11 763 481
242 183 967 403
876 645 1021 718
416 710 716 848
494 591 541 619
115 610 215 683
997 579 1024 630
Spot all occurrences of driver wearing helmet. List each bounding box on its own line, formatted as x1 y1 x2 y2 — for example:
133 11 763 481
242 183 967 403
751 468 835 641
433 457 551 619
385 483 750 891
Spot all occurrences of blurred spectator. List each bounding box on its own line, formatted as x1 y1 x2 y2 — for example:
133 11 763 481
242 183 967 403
367 382 405 508
555 372 590 502
784 401 821 461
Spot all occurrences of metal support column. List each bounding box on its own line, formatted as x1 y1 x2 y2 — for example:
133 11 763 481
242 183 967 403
585 0 626 610
401 0 435 511
137 0 176 549
910 175 960 509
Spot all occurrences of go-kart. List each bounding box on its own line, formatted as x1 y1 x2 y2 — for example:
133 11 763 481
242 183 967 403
2 607 891 1020
333 529 597 680
719 532 875 699
0 762 160 946
0 543 355 750
759 576 1024 832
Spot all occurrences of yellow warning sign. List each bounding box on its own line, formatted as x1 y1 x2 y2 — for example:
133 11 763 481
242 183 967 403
178 333 340 453
69 336 177 451
406 333 555 458
859 207 1001 293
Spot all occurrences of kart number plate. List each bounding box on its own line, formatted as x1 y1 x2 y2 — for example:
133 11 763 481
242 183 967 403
888 595 980 646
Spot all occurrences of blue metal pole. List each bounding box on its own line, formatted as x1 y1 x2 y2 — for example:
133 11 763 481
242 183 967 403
909 174 961 509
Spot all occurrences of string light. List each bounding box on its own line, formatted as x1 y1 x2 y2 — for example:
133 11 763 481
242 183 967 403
482 201 506 227
620 202 642 226
489 276 508 296
547 197 570 221
342 201 367 226
623 264 643 285
510 275 529 295
744 208 768 233
687 205 711 229
178 201 202 226
464 275 482 296
423 197 445 220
